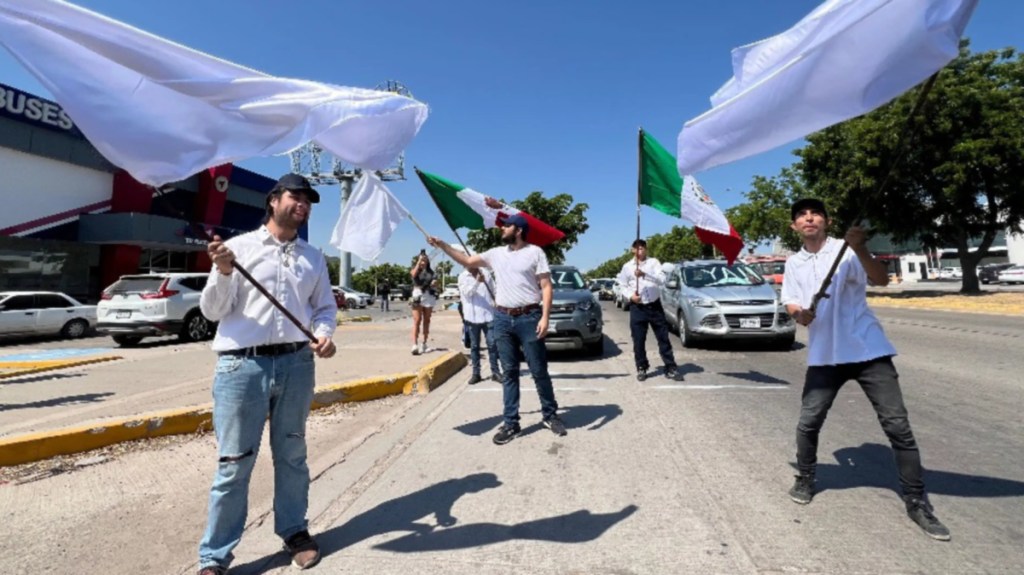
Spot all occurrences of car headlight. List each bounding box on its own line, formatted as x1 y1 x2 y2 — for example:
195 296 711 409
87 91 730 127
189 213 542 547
687 297 718 308
577 299 593 311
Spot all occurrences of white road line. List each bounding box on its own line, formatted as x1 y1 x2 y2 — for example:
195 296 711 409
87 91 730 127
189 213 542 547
650 384 789 390
467 387 606 392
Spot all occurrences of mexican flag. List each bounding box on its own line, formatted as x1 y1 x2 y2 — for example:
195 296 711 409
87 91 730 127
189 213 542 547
415 169 565 247
638 129 744 264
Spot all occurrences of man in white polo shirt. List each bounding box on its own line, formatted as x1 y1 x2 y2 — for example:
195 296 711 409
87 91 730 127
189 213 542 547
429 214 566 445
781 198 949 541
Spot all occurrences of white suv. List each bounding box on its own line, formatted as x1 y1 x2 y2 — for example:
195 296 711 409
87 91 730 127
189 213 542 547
96 273 216 347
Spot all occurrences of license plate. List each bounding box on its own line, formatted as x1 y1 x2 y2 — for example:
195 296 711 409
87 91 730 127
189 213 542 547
740 317 760 328
116 310 131 319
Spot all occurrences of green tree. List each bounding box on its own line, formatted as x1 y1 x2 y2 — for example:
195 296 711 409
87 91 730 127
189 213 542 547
325 256 340 286
352 263 410 295
726 167 807 253
586 225 706 277
797 43 1024 293
465 191 589 264
435 260 454 288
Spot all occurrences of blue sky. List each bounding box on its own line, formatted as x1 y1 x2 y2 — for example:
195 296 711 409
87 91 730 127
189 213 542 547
1 0 1019 272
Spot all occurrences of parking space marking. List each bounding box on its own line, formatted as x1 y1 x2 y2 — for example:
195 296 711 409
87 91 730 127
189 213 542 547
467 387 606 393
650 384 788 390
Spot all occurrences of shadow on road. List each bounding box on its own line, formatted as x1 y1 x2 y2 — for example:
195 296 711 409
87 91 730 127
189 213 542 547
454 404 623 437
795 443 1024 498
0 392 114 412
719 370 790 385
0 372 85 386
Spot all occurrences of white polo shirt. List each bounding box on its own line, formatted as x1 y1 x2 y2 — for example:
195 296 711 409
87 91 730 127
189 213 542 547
616 257 666 304
480 244 550 308
781 237 896 367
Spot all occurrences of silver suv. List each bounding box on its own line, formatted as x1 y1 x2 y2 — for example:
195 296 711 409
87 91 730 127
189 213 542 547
96 273 216 347
545 265 604 356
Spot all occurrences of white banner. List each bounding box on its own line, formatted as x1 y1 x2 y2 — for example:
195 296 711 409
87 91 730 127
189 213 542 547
330 172 409 261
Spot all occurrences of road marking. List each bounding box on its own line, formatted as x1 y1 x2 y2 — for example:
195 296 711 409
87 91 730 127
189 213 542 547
467 387 605 392
651 384 789 390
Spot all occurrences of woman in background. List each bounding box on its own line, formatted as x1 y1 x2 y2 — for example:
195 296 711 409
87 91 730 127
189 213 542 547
409 251 437 354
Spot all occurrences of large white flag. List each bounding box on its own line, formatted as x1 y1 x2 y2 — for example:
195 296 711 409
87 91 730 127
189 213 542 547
677 0 977 175
0 0 428 186
330 172 409 261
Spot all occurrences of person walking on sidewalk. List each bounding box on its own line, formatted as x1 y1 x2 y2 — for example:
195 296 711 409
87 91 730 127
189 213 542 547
409 250 437 355
458 265 502 385
196 173 338 575
782 197 950 541
617 238 680 382
378 278 391 312
429 214 567 445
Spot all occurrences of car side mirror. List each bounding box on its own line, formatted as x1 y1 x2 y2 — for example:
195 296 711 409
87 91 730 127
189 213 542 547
665 279 678 289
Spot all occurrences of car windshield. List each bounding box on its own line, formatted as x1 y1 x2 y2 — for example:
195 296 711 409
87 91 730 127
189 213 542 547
684 263 764 287
105 276 165 294
551 269 586 290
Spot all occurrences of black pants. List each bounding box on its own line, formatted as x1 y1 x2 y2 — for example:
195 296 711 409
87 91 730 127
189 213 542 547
795 356 925 498
628 300 676 371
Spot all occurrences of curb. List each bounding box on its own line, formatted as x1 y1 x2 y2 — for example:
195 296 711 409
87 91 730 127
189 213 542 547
0 351 467 468
0 356 123 381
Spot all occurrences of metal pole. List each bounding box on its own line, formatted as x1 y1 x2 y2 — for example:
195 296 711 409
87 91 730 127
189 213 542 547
339 176 353 289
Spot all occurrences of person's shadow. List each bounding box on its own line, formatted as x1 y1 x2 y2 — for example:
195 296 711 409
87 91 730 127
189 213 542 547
795 443 1024 498
453 404 624 437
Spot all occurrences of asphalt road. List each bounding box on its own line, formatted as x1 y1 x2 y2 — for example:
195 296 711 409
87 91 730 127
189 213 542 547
1 301 1021 575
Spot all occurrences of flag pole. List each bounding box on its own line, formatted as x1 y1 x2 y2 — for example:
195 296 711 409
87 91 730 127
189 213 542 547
413 166 497 301
634 127 644 297
810 72 941 313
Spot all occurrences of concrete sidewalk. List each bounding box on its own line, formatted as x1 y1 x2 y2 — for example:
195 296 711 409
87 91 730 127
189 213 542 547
0 308 469 465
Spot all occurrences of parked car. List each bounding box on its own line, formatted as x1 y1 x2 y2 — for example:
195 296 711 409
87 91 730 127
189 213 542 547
613 279 629 310
997 265 1024 285
335 286 372 308
0 291 96 339
331 288 348 310
590 278 616 301
545 265 604 356
979 262 1015 284
660 260 795 349
937 267 963 280
440 285 460 299
96 273 216 346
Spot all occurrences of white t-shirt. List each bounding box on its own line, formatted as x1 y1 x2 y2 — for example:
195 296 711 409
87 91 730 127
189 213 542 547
480 244 550 308
458 269 496 324
781 237 897 367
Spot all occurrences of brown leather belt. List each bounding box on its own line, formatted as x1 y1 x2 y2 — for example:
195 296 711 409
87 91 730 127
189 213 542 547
495 303 541 317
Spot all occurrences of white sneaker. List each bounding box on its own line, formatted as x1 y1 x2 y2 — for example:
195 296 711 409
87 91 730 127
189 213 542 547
411 344 420 356
420 342 428 354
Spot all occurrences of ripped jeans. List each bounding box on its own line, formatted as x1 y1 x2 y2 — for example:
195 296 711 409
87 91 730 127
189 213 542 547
198 346 316 570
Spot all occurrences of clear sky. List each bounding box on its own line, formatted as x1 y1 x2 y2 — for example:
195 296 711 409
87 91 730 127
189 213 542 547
1 0 1019 272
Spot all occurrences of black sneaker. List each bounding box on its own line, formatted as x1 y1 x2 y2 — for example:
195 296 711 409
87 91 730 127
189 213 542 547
788 474 815 504
905 497 951 541
665 366 680 380
490 373 503 383
542 415 568 436
283 530 321 569
466 373 483 385
492 423 521 445
636 368 648 382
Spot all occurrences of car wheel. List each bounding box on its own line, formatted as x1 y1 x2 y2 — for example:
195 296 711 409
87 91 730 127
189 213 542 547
60 318 90 339
112 335 143 347
679 312 696 349
347 298 357 308
180 311 212 342
584 337 604 357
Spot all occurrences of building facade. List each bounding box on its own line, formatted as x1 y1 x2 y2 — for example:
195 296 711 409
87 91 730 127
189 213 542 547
0 81 300 302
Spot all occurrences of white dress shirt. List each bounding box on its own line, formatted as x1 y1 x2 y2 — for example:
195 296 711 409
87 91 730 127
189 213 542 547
201 226 337 352
781 237 897 366
617 257 667 304
458 269 496 324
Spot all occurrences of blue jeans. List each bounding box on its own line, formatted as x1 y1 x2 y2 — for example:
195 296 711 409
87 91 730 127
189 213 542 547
492 309 558 426
466 321 500 377
198 346 316 570
795 356 924 498
380 296 389 311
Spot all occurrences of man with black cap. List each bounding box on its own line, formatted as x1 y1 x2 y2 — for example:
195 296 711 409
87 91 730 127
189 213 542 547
196 173 337 574
617 238 680 381
782 198 950 541
428 213 567 445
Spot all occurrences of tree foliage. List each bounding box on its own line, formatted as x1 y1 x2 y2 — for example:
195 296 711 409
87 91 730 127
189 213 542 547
586 225 706 277
351 263 411 295
725 167 807 253
464 191 589 264
797 43 1024 293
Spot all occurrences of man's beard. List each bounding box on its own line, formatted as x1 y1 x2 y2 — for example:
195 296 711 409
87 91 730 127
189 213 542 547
501 234 516 245
273 209 307 229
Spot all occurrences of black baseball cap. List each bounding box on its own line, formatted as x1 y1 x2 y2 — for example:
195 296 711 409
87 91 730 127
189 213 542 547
791 198 828 221
269 173 320 204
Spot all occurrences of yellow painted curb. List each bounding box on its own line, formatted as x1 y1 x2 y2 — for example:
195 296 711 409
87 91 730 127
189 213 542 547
0 356 122 380
409 351 468 395
0 354 466 467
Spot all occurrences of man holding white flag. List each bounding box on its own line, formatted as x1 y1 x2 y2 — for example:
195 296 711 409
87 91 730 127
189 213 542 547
330 172 410 261
676 0 978 175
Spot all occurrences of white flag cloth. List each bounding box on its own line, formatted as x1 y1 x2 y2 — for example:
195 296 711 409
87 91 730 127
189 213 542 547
330 172 409 261
677 0 977 175
0 0 428 186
